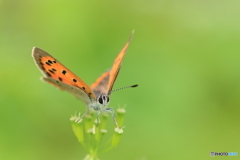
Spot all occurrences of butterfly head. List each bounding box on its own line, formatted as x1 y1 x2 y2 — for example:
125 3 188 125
97 94 110 106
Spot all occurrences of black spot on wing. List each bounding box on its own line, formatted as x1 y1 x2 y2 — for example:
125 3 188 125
62 70 67 75
52 68 57 71
45 62 51 66
73 79 77 83
58 77 62 81
48 70 55 74
48 60 53 64
53 60 57 63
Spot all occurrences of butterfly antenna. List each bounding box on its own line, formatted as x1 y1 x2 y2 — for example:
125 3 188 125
109 84 138 94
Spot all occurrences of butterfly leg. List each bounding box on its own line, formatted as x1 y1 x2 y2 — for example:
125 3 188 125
95 110 101 126
75 107 90 123
105 108 119 127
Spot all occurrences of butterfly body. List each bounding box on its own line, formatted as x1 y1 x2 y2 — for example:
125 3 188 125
32 31 136 126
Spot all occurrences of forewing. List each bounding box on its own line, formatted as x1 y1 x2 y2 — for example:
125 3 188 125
32 47 96 100
107 31 134 93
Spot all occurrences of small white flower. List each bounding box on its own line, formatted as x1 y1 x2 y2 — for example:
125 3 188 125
115 126 125 134
87 125 96 134
100 129 108 133
117 108 126 114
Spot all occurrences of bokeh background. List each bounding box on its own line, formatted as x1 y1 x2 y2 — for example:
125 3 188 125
1 0 240 159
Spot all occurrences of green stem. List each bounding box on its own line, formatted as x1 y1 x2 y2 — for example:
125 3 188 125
83 153 99 160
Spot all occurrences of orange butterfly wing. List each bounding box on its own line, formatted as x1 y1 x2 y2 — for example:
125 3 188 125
91 31 134 95
32 47 96 100
91 71 110 97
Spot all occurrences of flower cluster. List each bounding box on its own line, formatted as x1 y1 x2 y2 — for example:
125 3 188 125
70 108 126 160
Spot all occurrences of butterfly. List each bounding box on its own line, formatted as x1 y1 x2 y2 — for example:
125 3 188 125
32 31 138 127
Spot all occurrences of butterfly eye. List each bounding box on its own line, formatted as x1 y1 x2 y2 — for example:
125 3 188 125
98 97 103 104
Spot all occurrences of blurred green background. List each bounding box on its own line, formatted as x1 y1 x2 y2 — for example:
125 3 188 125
1 0 240 159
